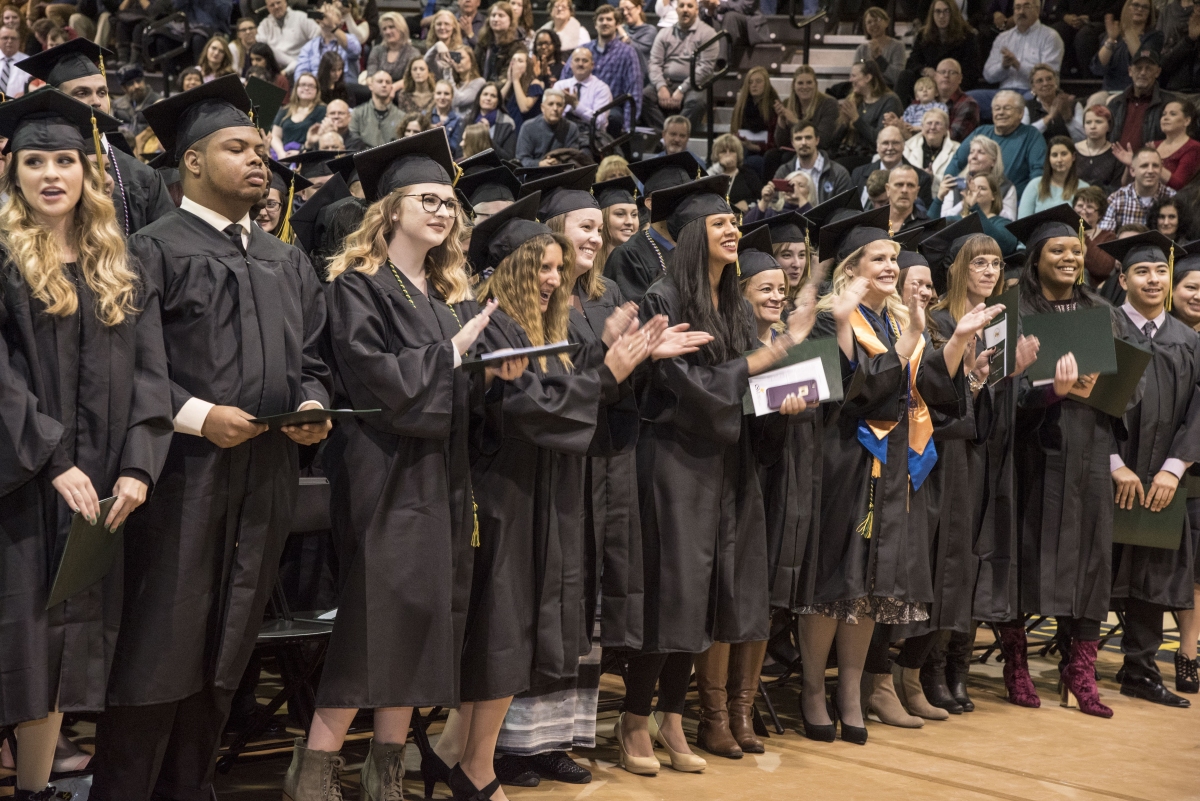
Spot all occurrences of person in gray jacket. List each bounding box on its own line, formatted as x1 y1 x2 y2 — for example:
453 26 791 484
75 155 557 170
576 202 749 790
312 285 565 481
772 121 852 204
350 70 407 147
515 88 581 166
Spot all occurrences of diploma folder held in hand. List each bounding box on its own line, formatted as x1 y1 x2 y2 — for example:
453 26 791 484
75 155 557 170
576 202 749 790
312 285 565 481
1112 484 1187 550
460 341 580 371
1021 306 1118 385
46 497 123 610
251 408 382 429
743 337 843 415
1067 338 1151 418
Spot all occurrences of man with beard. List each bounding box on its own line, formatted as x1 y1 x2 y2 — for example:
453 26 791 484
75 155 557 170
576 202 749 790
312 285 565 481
112 63 160 139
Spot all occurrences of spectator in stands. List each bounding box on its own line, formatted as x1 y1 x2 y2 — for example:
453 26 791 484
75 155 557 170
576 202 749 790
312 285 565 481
772 65 838 158
178 65 203 92
1025 62 1083 141
945 172 1021 251
699 0 759 73
541 0 591 49
312 97 365 149
903 107 958 183
460 120 494 157
568 4 643 130
502 49 544 131
1107 48 1172 150
850 124 934 206
902 77 948 129
273 72 326 157
1118 98 1200 190
470 80 518 158
657 0 678 28
620 0 657 68
317 51 352 106
199 34 234 82
258 0 321 76
554 46 615 129
367 12 421 84
476 1 523 80
744 171 812 224
1160 0 1200 91
113 0 157 68
936 135 1019 218
899 0 982 101
661 113 691 153
710 132 763 211
887 163 930 231
1075 104 1125 192
832 59 903 165
929 58 979 142
1075 184 1117 284
511 0 534 49
1100 146 1176 230
454 0 486 48
398 56 437 114
350 69 405 147
1093 0 1161 91
946 90 1046 193
534 29 566 86
1019 135 1088 214
855 6 906 88
398 111 431 137
425 10 465 74
249 42 290 91
0 24 27 97
643 0 717 129
983 0 1064 93
230 16 257 76
112 63 158 138
516 86 580 166
773 121 852 203
294 4 362 86
730 66 778 179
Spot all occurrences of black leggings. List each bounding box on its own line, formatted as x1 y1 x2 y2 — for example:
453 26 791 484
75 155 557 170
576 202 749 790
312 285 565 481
895 629 946 670
621 652 694 716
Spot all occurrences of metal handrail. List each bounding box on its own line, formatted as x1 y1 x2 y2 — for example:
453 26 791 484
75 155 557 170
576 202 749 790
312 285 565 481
587 92 635 157
688 29 730 163
788 0 827 65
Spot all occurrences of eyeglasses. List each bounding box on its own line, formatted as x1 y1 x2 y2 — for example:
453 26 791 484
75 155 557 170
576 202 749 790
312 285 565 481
263 200 282 210
969 257 1003 273
402 193 461 216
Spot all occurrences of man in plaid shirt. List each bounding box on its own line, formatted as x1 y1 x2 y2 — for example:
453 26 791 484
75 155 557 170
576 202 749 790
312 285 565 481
1099 147 1175 231
561 4 642 130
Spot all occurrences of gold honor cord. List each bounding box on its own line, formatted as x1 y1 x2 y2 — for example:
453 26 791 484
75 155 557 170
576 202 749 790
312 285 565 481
1076 218 1086 285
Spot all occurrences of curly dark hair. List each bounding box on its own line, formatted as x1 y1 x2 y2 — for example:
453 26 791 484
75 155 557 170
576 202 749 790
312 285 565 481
1148 196 1193 242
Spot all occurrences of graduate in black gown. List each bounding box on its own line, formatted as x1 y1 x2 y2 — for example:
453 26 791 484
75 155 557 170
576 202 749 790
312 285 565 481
602 152 702 304
445 195 671 801
1098 232 1200 710
90 76 334 801
593 175 640 280
996 205 1127 719
257 158 313 238
798 206 993 745
0 89 172 801
18 39 175 236
617 175 819 776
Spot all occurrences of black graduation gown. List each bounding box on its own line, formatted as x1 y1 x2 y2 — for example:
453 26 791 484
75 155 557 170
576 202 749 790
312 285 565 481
1014 299 1122 624
0 259 172 727
636 278 770 653
107 210 332 705
808 309 963 609
110 147 175 236
315 267 480 709
1111 312 1200 609
461 310 617 702
568 281 644 650
603 228 673 305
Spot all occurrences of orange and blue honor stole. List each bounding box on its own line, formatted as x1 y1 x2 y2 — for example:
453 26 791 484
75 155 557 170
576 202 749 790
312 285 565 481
849 305 937 537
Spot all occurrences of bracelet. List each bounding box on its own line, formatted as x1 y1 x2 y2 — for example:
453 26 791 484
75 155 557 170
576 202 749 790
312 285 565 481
968 372 985 392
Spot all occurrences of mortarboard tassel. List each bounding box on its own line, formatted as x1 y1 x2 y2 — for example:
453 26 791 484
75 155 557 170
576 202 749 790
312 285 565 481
804 225 813 284
90 111 104 184
98 54 105 80
1076 218 1086 285
277 175 297 245
471 496 480 547
1168 244 1175 311
452 161 463 186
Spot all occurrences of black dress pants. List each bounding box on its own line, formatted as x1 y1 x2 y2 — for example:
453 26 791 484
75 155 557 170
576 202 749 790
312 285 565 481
91 686 237 801
1121 598 1168 683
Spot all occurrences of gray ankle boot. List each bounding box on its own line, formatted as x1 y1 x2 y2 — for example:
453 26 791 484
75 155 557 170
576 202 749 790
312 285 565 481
282 738 345 801
360 739 406 801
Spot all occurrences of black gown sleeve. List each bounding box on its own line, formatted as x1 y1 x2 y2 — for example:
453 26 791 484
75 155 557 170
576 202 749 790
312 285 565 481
0 294 65 496
295 248 333 410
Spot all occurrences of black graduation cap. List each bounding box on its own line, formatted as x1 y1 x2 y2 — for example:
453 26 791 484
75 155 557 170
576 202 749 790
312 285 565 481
894 222 935 251
817 205 891 264
0 87 120 155
593 175 638 209
897 250 929 269
740 210 805 244
458 165 521 207
917 211 985 295
628 151 703 197
467 192 551 276
291 172 352 252
519 164 598 221
514 163 572 182
737 225 781 279
1175 239 1200 283
354 127 458 203
457 148 505 175
142 74 255 166
287 149 343 179
1098 230 1181 270
1004 204 1086 252
327 151 360 185
267 158 313 195
246 76 287 134
649 174 732 239
18 38 114 87
804 188 860 227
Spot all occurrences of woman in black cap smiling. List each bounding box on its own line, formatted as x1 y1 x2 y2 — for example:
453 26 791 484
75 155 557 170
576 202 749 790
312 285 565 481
592 175 639 277
285 129 508 801
620 174 820 773
799 207 999 745
0 88 172 800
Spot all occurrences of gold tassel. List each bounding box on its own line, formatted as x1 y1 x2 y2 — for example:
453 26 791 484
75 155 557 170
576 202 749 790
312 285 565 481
855 458 882 539
736 258 741 277
98 54 105 80
804 225 812 283
1076 218 1086 285
471 496 480 547
1167 243 1175 311
277 176 297 244
452 161 463 186
90 111 104 179
888 217 894 238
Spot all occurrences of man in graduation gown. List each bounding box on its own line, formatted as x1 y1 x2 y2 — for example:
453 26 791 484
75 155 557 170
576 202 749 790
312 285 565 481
602 151 701 304
19 39 175 235
90 76 333 801
1100 232 1200 709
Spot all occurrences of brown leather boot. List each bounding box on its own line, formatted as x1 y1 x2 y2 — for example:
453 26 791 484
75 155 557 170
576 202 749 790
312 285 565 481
693 643 742 758
726 640 767 753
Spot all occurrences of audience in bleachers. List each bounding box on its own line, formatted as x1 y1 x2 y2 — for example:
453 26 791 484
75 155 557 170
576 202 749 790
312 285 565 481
898 0 981 101
902 106 958 183
1018 134 1088 213
1026 61 1083 139
983 0 1063 94
772 120 852 202
1076 104 1127 192
832 58 902 163
946 89 1045 192
643 0 716 128
1100 146 1175 229
1091 0 1160 92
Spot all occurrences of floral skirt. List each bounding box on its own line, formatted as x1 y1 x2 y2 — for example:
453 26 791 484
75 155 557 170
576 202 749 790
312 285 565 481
798 595 929 625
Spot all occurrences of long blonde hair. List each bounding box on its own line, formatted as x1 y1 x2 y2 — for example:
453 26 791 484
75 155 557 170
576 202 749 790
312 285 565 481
815 239 909 328
0 152 137 327
430 10 465 49
476 232 573 370
326 188 472 304
547 212 606 300
730 66 780 134
931 233 1002 321
785 65 830 124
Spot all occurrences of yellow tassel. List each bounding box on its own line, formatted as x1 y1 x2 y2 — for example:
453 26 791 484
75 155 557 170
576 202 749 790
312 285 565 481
471 497 480 547
736 258 741 277
90 112 104 179
888 217 894 238
804 225 812 283
277 176 297 244
1076 218 1086 285
452 161 463 186
1167 244 1175 311
855 458 881 539
98 54 105 80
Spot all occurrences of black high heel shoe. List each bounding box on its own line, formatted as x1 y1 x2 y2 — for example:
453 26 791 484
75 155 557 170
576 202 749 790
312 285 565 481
798 693 836 742
411 715 452 798
834 698 868 746
450 764 502 801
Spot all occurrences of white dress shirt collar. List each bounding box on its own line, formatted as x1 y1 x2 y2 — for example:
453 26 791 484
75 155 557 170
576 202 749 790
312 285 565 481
1122 302 1167 336
180 195 253 248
